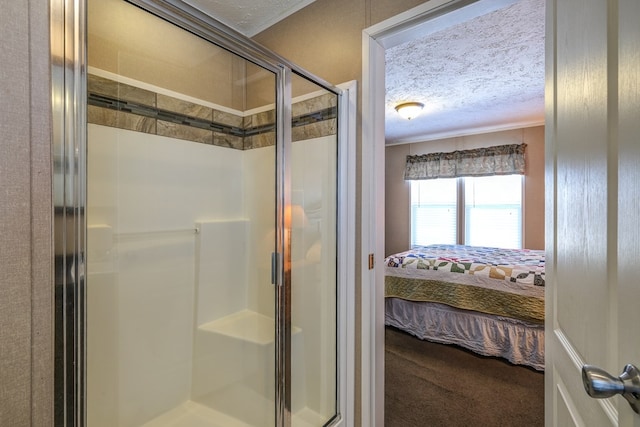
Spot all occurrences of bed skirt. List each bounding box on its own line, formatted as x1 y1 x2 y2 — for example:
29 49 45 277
385 298 545 371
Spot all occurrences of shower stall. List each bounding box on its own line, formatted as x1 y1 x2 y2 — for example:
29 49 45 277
51 0 354 426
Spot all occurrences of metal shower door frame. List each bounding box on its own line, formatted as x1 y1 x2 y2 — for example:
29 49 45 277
50 0 348 426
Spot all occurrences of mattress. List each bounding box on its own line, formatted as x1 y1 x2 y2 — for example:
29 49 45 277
384 244 545 370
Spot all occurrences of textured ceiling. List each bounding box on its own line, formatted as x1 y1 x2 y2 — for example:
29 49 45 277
179 0 545 144
385 0 545 144
181 0 316 36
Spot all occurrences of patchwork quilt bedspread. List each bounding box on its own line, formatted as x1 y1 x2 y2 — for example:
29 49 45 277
384 244 545 324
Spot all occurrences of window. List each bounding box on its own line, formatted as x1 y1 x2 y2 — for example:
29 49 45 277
410 175 523 249
410 178 457 246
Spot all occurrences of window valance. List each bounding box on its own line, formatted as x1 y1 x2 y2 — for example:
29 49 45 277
404 143 527 180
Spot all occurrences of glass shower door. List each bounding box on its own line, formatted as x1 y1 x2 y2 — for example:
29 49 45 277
86 0 278 425
289 73 339 426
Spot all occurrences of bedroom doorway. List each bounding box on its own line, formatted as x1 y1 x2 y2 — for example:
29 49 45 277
51 0 355 425
361 0 544 424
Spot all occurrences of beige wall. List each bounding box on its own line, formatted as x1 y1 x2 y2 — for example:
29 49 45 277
0 0 53 425
89 0 272 111
385 126 545 256
254 2 428 425
254 0 427 85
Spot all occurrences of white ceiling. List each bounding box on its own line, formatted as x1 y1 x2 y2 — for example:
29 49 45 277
385 0 545 144
180 0 545 145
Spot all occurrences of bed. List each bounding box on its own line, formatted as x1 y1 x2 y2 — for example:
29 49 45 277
384 244 545 371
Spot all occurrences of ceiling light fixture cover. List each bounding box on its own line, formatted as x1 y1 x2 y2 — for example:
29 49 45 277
395 102 424 120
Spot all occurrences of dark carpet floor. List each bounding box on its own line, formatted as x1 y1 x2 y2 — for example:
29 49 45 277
385 326 544 427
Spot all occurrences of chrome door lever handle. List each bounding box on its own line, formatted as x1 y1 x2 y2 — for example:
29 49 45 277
582 364 640 413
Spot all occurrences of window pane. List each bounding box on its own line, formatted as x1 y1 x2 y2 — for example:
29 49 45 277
464 175 522 248
410 179 457 246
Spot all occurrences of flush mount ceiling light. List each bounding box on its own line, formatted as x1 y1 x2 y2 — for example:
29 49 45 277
395 102 424 120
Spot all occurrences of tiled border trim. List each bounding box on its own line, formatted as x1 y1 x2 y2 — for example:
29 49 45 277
87 74 337 149
89 93 246 137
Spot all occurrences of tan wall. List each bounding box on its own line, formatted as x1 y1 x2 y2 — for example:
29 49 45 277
0 0 53 425
254 0 427 85
522 126 545 250
385 126 545 256
385 143 412 256
254 2 428 425
89 0 262 110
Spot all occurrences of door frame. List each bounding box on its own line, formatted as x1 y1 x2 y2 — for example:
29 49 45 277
361 0 524 424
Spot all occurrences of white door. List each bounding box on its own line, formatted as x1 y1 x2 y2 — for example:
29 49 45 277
546 0 640 425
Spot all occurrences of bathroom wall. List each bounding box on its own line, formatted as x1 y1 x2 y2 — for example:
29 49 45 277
86 7 341 420
244 147 277 317
291 135 338 416
86 124 247 426
88 0 248 110
86 65 339 423
0 1 52 425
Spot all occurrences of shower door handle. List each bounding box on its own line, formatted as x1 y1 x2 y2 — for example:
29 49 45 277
271 252 280 285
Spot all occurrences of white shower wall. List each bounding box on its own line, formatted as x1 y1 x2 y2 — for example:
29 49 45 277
243 147 277 318
87 124 249 426
87 123 335 426
291 136 338 418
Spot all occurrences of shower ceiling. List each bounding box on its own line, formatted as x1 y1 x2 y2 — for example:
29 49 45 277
183 0 545 145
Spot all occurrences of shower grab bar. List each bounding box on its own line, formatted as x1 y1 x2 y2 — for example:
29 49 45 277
114 227 199 240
